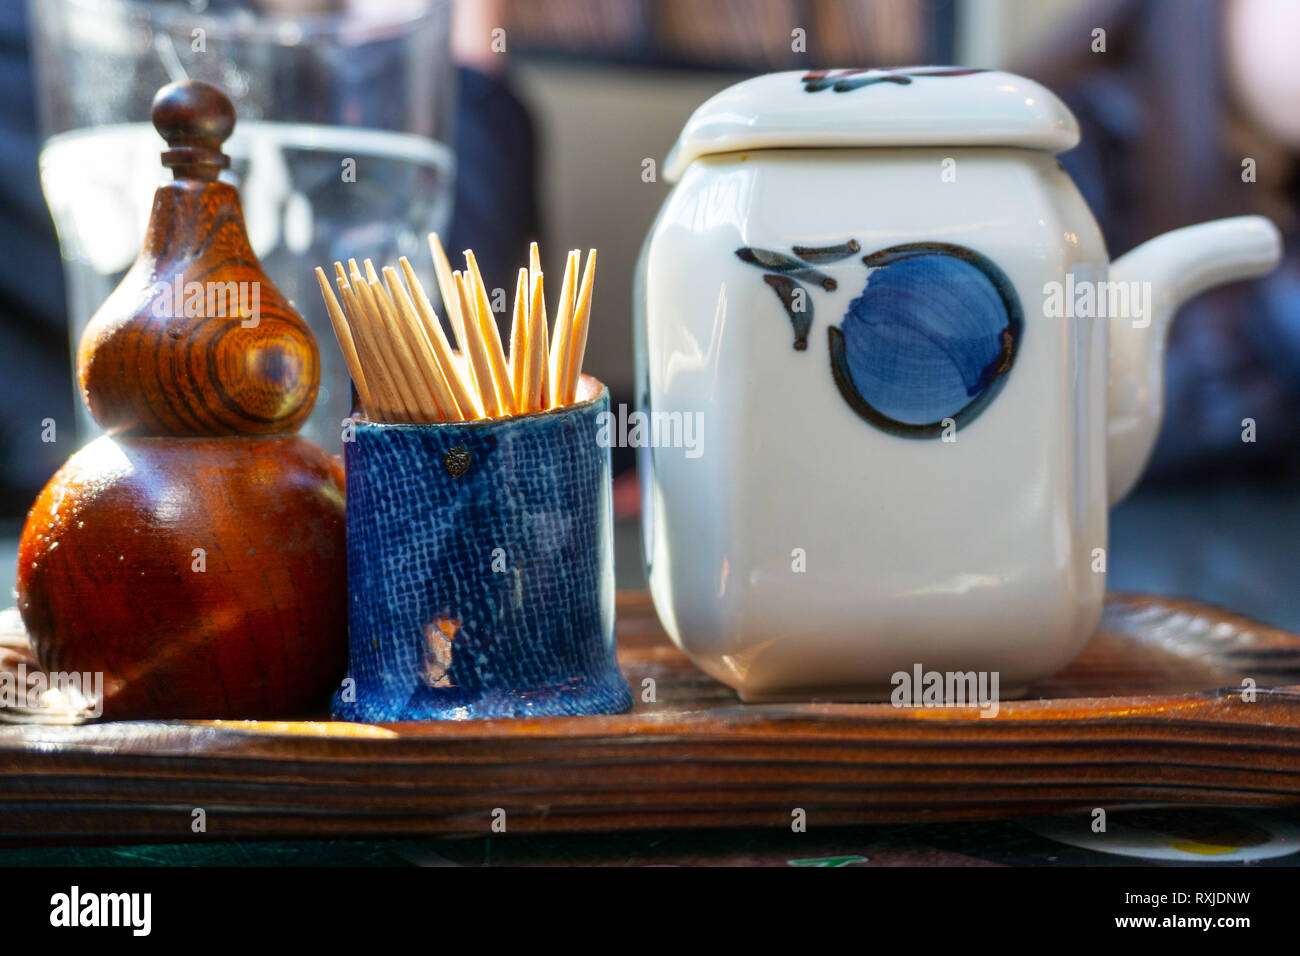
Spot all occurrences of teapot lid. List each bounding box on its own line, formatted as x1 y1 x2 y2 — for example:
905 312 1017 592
663 67 1079 182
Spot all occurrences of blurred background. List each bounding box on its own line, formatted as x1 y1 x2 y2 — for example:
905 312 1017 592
2 0 1297 625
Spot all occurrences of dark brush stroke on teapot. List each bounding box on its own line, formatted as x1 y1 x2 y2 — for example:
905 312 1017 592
801 67 986 94
762 274 813 350
791 239 861 264
735 246 837 290
736 240 863 351
828 242 1021 438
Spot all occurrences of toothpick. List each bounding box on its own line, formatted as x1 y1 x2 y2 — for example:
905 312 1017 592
314 266 373 416
384 266 464 422
548 250 579 408
428 233 468 349
524 271 548 413
464 250 516 414
453 270 504 418
398 257 481 420
319 240 598 424
564 249 597 405
527 243 549 409
508 267 528 407
335 276 397 422
528 241 542 304
369 276 443 422
350 263 422 421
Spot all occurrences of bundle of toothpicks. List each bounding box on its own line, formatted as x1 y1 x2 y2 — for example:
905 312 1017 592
314 234 596 422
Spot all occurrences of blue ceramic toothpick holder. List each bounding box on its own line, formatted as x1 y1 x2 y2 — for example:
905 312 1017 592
333 376 632 721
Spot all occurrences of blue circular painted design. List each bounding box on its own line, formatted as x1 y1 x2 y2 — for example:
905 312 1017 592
828 243 1022 437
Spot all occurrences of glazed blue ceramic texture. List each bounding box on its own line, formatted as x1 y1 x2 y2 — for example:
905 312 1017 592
828 242 1022 437
333 386 631 721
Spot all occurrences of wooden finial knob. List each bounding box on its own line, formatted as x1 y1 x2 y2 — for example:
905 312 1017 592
152 80 234 180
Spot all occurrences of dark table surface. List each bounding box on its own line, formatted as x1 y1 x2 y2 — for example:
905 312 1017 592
4 808 1300 866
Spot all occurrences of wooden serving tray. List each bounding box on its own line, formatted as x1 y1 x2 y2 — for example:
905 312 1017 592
3 591 1300 844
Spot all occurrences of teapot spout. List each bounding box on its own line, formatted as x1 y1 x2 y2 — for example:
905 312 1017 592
1106 215 1282 505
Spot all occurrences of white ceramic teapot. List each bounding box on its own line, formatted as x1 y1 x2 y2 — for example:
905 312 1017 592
634 68 1283 701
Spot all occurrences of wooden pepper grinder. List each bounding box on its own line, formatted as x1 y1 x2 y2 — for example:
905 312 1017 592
16 81 347 719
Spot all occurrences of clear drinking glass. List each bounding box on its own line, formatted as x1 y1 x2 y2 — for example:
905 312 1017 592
28 0 456 447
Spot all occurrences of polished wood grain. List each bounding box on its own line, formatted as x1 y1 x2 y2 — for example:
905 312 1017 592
15 80 346 723
16 436 346 720
77 82 318 437
2 591 1298 844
